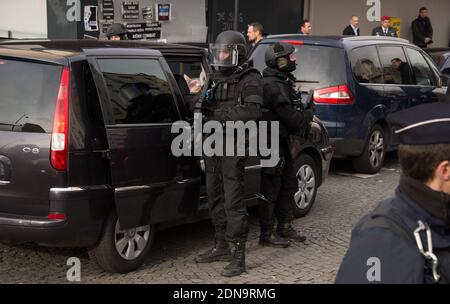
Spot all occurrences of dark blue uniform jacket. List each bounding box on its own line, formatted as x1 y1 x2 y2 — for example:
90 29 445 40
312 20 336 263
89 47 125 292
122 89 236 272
336 187 450 284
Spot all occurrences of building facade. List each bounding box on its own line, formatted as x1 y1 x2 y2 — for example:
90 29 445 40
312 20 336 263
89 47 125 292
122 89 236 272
306 0 450 47
1 0 449 47
0 0 47 38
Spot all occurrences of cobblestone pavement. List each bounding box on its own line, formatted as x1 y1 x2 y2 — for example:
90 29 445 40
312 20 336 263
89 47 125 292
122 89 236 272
0 154 401 284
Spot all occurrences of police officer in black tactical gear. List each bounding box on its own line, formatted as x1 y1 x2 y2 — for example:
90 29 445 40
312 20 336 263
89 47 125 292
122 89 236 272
258 42 314 247
195 31 263 277
336 100 450 284
106 23 128 40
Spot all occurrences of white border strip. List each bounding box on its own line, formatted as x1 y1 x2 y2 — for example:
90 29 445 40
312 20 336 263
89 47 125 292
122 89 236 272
395 118 450 134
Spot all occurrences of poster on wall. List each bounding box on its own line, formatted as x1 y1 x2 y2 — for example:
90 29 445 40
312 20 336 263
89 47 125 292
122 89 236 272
142 6 153 21
84 6 99 31
102 0 115 21
156 4 172 22
391 17 402 37
126 22 162 40
122 1 140 19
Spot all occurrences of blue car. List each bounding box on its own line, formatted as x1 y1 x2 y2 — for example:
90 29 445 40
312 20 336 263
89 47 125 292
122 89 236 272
250 35 448 173
425 48 450 78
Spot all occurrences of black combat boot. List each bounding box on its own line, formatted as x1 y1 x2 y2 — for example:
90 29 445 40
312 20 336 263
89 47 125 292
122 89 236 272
276 223 307 243
259 226 290 248
221 242 246 277
196 237 231 263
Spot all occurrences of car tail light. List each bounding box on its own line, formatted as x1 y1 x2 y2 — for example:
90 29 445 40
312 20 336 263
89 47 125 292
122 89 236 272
50 67 70 171
313 85 355 105
48 213 67 220
281 40 304 46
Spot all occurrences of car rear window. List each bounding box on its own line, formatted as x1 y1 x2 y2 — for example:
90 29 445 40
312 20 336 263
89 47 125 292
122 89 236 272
0 59 62 133
252 43 347 91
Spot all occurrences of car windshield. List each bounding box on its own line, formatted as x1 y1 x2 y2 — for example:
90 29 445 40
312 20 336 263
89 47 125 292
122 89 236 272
251 43 347 91
429 53 450 69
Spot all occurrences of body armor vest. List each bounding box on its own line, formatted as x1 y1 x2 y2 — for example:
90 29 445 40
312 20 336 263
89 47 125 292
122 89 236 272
206 68 259 113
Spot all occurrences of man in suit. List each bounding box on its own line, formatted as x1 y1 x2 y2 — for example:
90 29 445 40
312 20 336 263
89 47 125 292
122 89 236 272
412 7 434 48
372 16 398 37
343 16 360 36
390 58 414 84
299 19 312 35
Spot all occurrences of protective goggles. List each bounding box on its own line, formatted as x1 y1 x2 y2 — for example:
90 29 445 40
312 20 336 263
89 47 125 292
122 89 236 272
209 44 239 67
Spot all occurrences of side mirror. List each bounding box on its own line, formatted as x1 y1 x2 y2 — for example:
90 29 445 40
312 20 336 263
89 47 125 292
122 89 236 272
439 75 448 88
442 67 450 77
446 79 450 97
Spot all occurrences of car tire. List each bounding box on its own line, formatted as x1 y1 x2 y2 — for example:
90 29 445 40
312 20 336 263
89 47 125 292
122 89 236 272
292 154 319 218
352 124 386 174
89 210 155 274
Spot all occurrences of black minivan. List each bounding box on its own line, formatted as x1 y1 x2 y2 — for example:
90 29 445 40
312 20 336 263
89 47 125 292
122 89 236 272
250 35 448 173
0 40 332 273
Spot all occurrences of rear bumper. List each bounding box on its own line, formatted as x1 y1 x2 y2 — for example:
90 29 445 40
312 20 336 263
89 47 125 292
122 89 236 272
0 186 113 247
330 138 365 158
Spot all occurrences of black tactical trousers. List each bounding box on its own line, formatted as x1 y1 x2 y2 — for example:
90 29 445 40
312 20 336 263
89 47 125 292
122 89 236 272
259 140 296 230
204 155 249 243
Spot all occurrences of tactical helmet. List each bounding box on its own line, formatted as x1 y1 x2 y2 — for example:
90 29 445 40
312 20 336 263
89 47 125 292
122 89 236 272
106 23 128 40
209 31 247 68
265 42 296 72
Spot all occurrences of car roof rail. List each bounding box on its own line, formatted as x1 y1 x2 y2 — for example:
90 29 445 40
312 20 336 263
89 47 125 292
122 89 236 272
343 36 410 43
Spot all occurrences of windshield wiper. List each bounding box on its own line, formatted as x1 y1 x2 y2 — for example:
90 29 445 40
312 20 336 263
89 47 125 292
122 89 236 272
295 80 320 83
0 122 22 127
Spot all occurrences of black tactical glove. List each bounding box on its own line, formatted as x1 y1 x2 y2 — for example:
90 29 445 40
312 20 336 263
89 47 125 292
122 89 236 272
299 109 314 138
302 109 314 125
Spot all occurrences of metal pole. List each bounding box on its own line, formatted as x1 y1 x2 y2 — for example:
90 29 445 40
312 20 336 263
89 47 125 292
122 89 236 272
309 0 315 28
233 0 239 31
304 0 310 20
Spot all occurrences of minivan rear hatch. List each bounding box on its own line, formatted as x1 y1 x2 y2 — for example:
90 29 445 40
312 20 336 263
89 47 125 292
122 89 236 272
0 57 66 216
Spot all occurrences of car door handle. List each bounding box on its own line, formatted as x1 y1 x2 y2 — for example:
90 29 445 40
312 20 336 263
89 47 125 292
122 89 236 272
175 176 200 184
175 178 190 184
385 94 397 100
93 149 111 159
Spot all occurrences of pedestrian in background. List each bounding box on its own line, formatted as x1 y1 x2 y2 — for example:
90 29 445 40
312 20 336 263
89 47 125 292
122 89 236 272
412 7 434 48
106 23 128 40
247 22 264 48
372 16 398 37
343 16 360 36
299 20 312 35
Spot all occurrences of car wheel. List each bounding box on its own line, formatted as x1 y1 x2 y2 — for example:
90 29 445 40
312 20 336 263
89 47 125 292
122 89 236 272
89 210 155 273
293 154 318 218
352 124 386 174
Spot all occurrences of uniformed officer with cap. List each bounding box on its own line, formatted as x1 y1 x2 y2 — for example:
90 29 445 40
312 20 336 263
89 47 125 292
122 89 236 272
372 16 398 37
335 100 450 284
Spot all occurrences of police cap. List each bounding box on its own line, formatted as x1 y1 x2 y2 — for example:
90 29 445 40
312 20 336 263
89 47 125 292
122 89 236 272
389 101 450 145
